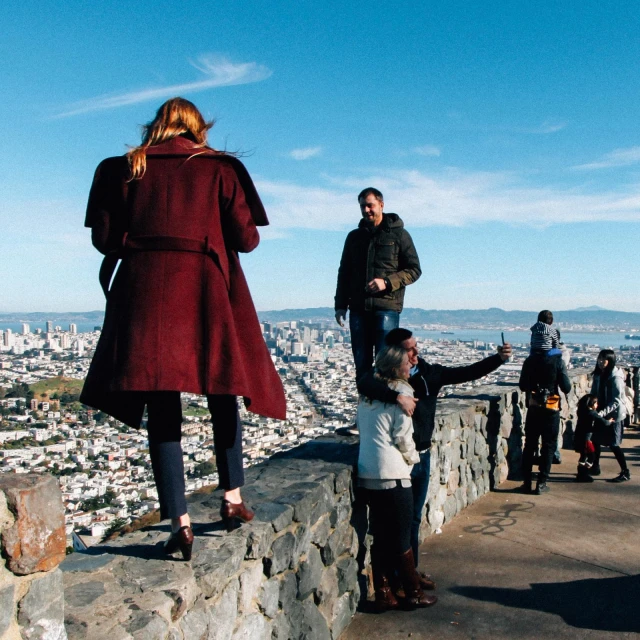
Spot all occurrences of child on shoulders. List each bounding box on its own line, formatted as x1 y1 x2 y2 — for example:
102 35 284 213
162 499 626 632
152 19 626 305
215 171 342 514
530 310 562 357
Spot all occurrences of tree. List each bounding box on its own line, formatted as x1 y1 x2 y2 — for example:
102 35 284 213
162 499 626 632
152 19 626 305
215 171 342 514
102 518 128 542
193 459 217 477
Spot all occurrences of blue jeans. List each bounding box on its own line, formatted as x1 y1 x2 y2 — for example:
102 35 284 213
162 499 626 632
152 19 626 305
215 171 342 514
410 450 431 567
349 310 400 381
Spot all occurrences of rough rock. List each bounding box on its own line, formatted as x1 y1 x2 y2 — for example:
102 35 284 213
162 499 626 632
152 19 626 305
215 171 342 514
231 612 271 640
257 577 279 619
336 557 358 596
299 600 331 640
252 502 294 533
17 569 66 640
0 583 15 638
264 532 295 577
238 562 264 615
0 474 66 575
297 545 323 600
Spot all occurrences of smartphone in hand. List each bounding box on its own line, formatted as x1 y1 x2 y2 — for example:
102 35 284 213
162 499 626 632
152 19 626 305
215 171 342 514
501 332 505 345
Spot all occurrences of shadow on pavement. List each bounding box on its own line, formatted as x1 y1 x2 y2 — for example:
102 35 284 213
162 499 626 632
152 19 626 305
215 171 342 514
452 573 640 633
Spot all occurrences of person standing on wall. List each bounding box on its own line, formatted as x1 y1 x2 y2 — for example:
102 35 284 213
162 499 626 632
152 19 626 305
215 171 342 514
80 98 286 561
334 188 421 383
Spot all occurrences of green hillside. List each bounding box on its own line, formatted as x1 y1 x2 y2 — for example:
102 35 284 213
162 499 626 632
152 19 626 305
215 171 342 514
29 377 84 400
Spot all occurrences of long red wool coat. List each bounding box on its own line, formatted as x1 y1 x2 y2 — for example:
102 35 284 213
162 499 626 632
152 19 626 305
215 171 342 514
80 136 286 427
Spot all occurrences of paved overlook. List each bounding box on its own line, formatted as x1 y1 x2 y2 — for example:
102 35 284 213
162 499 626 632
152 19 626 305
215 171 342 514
343 429 640 640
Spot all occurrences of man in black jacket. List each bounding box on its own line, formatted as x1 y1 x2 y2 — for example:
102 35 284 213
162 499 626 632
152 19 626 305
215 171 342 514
357 328 511 573
335 188 421 382
518 352 572 494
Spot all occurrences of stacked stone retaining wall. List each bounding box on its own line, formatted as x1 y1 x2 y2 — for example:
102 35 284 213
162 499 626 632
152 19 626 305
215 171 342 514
2 369 600 639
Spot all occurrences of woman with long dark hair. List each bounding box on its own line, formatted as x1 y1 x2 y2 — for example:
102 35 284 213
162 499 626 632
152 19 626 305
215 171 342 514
590 349 630 482
81 98 286 559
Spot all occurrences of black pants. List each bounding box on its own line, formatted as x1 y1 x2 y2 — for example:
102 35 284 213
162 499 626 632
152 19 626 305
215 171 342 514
592 443 628 472
364 484 413 580
522 406 560 484
145 392 244 520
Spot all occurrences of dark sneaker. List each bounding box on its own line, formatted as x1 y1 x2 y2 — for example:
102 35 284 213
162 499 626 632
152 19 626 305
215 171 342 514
588 466 601 476
609 470 631 483
576 473 594 483
518 482 533 494
534 483 550 495
552 456 562 465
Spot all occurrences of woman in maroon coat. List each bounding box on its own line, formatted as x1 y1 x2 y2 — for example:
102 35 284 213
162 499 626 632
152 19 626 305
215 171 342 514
80 98 286 560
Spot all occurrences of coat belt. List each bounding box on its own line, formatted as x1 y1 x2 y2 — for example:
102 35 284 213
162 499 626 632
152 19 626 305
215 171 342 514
99 234 226 296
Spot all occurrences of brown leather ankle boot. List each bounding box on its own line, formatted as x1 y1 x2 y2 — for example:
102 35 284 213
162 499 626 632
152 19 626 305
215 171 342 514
372 566 399 613
220 499 254 532
397 549 438 609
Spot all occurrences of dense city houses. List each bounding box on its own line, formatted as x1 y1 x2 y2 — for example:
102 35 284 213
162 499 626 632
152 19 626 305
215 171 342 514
1 319 638 548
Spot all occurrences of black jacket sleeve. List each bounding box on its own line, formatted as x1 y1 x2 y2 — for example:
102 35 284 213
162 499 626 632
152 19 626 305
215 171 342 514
518 358 531 392
334 234 352 311
438 353 504 388
356 370 400 405
557 359 572 394
386 230 422 291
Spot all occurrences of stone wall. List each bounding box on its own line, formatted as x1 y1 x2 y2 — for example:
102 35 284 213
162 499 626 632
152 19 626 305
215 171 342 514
419 369 592 542
61 442 362 640
2 370 598 640
0 474 67 640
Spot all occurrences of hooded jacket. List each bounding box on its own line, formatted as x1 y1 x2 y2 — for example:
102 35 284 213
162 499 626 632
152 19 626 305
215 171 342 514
334 213 421 313
591 366 627 422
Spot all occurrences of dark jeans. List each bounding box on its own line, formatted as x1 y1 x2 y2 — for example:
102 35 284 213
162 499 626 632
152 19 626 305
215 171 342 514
410 450 431 567
364 484 413 556
349 310 400 381
145 392 244 520
592 443 628 472
522 406 560 484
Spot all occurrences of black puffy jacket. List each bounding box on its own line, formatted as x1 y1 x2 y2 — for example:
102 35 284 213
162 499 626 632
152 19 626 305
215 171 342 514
334 213 421 313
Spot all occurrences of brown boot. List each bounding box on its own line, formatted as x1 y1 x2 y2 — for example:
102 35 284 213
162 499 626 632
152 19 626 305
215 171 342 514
397 549 438 609
372 552 399 613
373 574 399 613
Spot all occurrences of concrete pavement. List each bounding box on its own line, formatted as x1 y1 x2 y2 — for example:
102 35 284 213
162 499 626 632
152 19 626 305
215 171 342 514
342 428 640 639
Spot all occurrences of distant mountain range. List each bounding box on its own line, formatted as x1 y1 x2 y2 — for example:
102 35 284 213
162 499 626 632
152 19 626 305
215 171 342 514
254 307 640 328
1 307 639 329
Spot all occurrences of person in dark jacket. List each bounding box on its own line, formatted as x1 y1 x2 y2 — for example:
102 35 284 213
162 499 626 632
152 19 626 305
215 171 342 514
358 328 511 580
335 188 421 381
573 394 612 483
518 352 572 494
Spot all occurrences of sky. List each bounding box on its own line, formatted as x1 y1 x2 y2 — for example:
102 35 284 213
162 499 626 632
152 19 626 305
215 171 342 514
1 1 639 313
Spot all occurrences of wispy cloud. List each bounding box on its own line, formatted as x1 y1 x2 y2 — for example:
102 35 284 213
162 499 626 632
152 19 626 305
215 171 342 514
413 145 441 157
257 168 640 231
573 146 640 171
529 120 567 134
54 54 272 118
289 146 323 161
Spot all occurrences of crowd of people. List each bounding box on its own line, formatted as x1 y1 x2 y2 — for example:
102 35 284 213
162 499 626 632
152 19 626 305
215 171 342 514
80 98 635 617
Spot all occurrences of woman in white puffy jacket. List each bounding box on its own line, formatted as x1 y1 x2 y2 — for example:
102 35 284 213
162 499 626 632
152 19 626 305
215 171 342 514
591 349 630 482
357 345 437 612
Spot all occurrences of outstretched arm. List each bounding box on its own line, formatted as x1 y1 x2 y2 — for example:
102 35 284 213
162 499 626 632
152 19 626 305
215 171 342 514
440 352 505 388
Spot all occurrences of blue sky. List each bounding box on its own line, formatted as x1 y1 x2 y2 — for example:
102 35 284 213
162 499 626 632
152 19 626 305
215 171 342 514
1 1 639 312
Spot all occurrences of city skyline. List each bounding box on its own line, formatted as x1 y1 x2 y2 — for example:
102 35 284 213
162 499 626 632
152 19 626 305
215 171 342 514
2 2 640 312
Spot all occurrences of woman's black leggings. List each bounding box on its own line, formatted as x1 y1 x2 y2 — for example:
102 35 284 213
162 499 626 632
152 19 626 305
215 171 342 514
592 443 628 472
145 392 244 519
364 484 413 558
